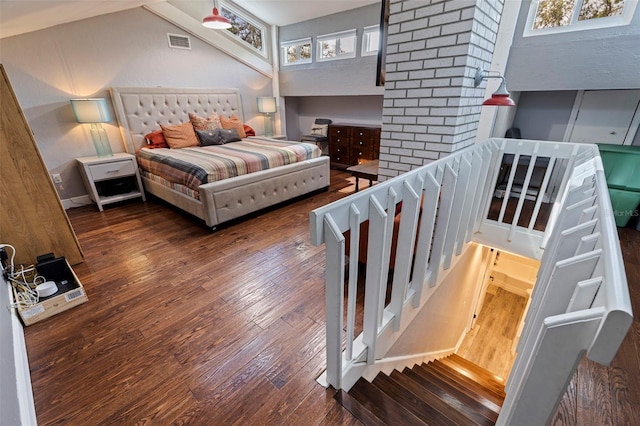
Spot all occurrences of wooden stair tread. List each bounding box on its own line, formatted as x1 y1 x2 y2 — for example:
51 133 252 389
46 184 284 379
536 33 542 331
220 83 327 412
348 377 428 425
422 362 502 414
430 360 505 405
389 370 486 426
372 373 458 426
334 355 506 425
443 354 506 392
411 365 499 424
335 389 387 426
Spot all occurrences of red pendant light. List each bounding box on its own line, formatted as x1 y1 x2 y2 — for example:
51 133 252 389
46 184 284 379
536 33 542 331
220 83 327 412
202 3 231 29
474 67 516 107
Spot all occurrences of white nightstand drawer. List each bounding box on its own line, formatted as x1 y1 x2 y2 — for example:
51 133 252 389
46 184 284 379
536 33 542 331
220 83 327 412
89 160 135 181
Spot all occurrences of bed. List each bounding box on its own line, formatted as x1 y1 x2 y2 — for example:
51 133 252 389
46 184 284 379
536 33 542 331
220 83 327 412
109 87 330 228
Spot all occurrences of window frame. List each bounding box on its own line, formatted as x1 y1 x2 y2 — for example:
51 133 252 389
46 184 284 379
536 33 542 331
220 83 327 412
316 29 358 62
523 0 637 37
220 2 268 58
361 25 380 57
281 37 313 66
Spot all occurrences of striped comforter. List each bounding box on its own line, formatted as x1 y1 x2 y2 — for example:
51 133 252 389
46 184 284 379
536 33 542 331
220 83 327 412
136 137 321 193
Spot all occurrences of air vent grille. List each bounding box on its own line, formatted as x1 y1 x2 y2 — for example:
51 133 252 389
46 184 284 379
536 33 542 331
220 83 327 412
167 33 191 50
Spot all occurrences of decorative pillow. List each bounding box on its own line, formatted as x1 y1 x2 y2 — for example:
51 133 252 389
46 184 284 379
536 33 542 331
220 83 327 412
144 130 169 149
195 129 224 146
219 128 242 144
220 114 247 138
310 123 329 136
189 112 221 131
243 124 256 137
160 122 199 149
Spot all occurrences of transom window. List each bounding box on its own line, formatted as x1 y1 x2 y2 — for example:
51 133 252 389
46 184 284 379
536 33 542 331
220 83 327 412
221 4 266 55
524 0 637 36
317 29 357 61
361 25 380 56
281 38 312 66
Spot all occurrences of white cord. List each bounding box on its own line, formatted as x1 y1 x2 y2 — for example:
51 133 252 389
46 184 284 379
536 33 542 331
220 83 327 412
1 244 42 308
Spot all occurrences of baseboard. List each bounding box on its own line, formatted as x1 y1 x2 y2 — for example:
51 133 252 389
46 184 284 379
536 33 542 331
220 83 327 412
60 195 92 210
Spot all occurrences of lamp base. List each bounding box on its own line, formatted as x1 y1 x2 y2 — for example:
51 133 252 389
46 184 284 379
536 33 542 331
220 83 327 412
90 124 113 157
263 114 273 138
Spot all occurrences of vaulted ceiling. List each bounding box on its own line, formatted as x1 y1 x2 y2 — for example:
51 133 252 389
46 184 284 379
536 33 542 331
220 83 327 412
0 0 380 39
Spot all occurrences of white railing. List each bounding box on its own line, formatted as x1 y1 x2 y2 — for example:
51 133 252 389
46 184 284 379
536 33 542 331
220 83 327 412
498 148 633 425
310 138 632 422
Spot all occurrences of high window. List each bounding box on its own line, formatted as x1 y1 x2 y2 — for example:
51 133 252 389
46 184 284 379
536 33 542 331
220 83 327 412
281 38 312 66
524 0 637 36
317 29 357 61
221 4 266 56
361 25 380 56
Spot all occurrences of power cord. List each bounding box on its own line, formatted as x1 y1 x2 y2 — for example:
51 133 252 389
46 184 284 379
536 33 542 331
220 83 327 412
1 244 44 309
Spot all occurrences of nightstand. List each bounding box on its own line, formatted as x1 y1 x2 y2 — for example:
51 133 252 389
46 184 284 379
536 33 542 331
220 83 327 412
77 153 145 211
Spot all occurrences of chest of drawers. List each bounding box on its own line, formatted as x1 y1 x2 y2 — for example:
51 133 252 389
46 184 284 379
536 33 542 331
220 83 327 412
328 123 381 169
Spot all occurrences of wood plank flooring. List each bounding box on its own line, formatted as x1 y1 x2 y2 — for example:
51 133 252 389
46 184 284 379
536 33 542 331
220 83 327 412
457 284 527 380
23 169 640 425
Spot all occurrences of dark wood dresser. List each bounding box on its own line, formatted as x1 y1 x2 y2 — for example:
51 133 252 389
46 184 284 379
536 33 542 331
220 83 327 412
328 123 381 169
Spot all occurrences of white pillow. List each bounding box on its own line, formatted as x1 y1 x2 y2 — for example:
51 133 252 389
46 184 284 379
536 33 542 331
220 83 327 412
310 123 328 136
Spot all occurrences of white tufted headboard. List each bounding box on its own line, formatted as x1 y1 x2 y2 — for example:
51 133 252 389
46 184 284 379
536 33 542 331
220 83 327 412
110 87 244 153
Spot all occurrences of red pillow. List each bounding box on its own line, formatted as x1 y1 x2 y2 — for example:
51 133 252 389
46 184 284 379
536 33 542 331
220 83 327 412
243 124 256 137
144 130 169 149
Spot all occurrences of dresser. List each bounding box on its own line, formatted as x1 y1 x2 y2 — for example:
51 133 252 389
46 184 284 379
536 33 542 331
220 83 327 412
328 123 381 169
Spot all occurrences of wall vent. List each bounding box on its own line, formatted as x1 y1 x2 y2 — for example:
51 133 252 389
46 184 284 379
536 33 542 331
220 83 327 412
167 33 191 50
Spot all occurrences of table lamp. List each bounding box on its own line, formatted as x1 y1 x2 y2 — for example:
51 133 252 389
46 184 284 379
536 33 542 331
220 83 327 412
257 97 277 137
70 98 113 157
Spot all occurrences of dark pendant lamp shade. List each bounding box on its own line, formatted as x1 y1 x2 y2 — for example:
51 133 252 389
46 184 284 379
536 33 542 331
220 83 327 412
474 67 516 107
202 6 231 29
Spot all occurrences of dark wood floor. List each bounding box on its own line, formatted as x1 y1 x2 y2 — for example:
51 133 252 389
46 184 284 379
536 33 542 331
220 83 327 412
24 169 639 425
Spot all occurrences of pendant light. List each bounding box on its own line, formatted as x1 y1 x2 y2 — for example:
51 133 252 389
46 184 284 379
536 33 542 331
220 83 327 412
202 1 232 29
473 67 516 107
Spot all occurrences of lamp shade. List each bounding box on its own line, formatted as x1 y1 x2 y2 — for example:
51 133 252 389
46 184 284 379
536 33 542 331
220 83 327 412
70 98 111 123
202 7 232 29
483 94 517 107
473 67 516 107
257 97 277 114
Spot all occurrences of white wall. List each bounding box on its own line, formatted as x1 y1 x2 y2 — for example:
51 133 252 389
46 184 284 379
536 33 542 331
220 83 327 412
0 7 273 200
506 0 640 91
285 95 383 141
1 272 36 426
511 91 578 141
386 244 487 357
278 4 384 97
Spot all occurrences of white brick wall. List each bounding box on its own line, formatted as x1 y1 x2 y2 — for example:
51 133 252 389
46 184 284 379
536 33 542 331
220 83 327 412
378 0 504 181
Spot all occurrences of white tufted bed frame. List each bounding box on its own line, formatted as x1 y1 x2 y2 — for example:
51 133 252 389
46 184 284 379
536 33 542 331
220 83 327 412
109 87 330 228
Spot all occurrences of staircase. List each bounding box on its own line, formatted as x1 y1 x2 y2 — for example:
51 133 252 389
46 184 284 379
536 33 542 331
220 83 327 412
336 354 505 425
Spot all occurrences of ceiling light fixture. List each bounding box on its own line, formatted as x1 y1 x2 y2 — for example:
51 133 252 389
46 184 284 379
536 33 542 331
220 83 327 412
202 1 231 29
473 67 516 107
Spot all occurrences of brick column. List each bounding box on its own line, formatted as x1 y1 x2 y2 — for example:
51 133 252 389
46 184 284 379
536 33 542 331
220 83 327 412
378 0 505 181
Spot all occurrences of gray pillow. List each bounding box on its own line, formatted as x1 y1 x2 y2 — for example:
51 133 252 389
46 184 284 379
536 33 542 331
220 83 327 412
196 129 223 146
219 128 242 144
